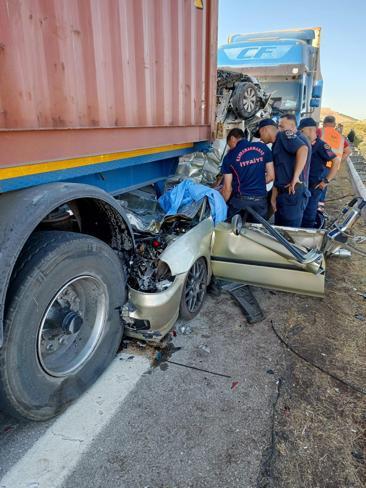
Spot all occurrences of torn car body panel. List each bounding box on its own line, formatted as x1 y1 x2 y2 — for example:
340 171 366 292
211 222 325 297
322 197 366 255
277 226 325 251
159 217 214 276
125 274 186 341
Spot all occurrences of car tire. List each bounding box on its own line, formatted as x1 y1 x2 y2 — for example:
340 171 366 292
179 257 208 321
0 231 126 421
231 82 259 119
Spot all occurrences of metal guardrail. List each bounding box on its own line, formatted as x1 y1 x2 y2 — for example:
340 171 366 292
347 146 366 217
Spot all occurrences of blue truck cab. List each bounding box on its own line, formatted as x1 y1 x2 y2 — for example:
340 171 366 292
218 28 323 122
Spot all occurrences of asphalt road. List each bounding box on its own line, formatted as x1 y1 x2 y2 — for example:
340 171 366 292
0 290 284 488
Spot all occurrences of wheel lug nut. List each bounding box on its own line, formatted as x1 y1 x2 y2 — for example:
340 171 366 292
46 343 54 351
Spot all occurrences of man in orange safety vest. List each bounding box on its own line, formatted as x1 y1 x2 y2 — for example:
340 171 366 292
319 116 351 161
317 115 352 211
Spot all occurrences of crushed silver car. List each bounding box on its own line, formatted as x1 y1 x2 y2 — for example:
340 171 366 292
119 186 365 343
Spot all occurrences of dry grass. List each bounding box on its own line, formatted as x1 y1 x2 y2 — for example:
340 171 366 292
261 163 366 487
272 360 365 488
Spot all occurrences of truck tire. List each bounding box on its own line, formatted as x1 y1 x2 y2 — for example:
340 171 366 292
179 258 208 320
0 231 126 421
231 82 259 119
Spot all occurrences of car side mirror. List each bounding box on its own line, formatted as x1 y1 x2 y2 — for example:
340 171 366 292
231 214 243 236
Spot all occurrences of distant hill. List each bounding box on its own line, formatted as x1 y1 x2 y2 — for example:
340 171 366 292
320 107 359 124
343 120 366 157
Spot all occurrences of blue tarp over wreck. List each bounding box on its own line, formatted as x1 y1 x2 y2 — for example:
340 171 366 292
158 180 227 225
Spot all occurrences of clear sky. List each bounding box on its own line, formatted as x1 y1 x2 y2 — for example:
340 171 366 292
218 0 366 119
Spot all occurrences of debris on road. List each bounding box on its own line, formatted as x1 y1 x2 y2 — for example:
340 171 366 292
176 323 193 335
351 450 365 463
151 341 182 369
222 283 265 324
155 351 162 362
167 360 232 379
198 344 211 354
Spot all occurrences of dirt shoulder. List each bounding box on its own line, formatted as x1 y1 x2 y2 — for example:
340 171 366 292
258 163 366 488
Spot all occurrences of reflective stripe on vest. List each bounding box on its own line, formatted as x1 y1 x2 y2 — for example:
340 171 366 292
321 127 344 158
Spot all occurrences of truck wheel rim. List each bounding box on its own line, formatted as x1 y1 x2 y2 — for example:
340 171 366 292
37 275 108 377
243 87 256 111
184 260 206 313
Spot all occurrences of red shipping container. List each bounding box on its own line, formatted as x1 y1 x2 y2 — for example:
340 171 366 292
0 0 218 167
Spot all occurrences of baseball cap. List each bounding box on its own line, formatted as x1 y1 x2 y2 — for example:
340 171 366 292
253 118 277 138
298 117 317 130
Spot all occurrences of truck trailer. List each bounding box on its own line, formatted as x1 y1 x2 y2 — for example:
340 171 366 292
0 0 219 420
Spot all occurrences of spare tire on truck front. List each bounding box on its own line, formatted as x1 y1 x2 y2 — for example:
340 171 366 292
231 81 259 120
0 231 126 421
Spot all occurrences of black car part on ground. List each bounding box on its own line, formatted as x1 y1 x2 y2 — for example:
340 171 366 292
221 283 265 324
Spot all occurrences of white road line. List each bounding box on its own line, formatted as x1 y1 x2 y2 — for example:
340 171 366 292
0 353 149 488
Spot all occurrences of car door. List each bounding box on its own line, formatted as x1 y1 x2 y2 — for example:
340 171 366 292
211 219 326 297
211 197 366 297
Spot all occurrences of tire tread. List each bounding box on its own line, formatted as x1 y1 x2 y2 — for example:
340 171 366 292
0 231 125 421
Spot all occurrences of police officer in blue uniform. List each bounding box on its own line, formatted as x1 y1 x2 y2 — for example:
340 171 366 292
256 119 310 227
298 117 340 228
221 128 274 222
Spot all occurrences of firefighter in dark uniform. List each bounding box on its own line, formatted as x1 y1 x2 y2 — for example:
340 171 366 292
278 113 312 186
298 117 340 228
221 128 274 222
255 119 310 227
